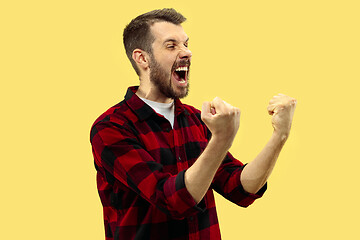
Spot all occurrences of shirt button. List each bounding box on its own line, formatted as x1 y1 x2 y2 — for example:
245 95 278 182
178 156 181 161
189 216 194 221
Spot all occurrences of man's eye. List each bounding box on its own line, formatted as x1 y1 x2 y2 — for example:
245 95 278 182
167 45 175 49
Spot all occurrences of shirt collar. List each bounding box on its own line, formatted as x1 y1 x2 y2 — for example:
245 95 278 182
124 86 187 121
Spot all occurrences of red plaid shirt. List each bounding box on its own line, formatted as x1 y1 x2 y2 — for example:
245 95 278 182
90 86 267 240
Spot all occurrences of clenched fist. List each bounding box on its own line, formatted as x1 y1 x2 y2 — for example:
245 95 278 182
201 97 241 150
267 94 297 139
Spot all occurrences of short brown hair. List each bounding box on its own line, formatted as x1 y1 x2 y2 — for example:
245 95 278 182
123 8 186 76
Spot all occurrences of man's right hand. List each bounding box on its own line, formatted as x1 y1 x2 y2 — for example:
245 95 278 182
201 97 241 150
185 97 241 203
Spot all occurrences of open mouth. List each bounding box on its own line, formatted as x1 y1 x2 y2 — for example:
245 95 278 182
172 66 188 84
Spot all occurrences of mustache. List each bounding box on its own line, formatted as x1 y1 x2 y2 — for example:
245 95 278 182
171 59 191 71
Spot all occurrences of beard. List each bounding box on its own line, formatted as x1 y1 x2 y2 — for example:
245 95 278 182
149 55 190 99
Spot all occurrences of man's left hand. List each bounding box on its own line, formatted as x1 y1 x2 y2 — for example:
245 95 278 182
267 94 297 139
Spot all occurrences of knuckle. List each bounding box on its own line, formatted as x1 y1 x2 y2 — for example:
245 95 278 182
277 103 285 108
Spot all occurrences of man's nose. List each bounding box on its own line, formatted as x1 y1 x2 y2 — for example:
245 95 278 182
179 47 192 60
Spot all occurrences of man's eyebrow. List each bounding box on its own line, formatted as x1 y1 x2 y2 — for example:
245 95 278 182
163 38 189 44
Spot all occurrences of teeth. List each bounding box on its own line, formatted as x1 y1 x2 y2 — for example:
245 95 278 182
175 66 188 72
178 79 186 83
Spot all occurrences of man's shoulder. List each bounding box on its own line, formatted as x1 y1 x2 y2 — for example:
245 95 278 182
178 102 205 127
91 99 132 129
180 102 201 116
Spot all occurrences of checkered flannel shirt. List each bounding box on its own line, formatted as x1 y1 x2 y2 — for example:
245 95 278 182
90 86 267 240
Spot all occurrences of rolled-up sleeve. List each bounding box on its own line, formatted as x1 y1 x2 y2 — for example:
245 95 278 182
91 121 205 219
211 152 267 207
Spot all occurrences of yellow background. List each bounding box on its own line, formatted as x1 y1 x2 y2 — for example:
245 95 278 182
1 0 359 239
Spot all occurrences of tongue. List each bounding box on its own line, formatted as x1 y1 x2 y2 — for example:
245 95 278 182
173 71 183 82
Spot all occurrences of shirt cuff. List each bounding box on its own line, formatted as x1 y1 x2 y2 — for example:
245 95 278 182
164 170 206 219
228 165 268 207
176 170 207 212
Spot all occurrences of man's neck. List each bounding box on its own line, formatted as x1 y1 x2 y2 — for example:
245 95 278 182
136 83 173 103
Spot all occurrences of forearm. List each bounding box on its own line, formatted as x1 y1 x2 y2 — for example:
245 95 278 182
240 132 287 194
184 136 229 203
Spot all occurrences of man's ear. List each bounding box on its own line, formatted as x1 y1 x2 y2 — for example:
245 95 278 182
132 49 150 71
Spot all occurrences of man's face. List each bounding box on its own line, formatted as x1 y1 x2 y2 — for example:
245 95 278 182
148 21 192 99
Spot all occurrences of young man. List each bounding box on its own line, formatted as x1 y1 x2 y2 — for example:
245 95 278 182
90 8 296 240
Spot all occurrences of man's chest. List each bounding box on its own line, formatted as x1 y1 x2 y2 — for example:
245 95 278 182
135 116 208 174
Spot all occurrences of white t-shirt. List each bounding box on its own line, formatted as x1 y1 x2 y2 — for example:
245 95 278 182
140 98 175 128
